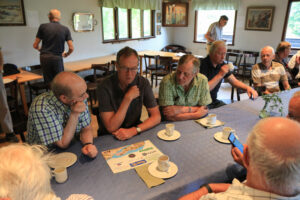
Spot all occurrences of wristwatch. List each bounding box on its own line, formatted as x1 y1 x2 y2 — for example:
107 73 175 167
136 127 142 134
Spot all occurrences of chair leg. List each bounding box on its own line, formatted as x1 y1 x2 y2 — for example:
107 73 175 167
231 87 234 101
151 74 154 87
237 89 241 101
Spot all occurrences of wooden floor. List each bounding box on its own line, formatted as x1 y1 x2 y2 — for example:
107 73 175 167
0 80 248 148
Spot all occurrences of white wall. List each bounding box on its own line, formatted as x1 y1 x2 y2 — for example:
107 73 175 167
173 0 289 57
0 0 172 68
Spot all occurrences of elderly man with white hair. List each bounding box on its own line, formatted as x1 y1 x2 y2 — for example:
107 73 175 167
179 117 300 200
33 9 74 84
252 46 290 94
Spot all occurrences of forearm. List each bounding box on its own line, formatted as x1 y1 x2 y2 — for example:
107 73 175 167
55 113 80 148
230 78 250 91
137 107 161 132
208 73 224 91
80 125 94 144
164 106 207 121
283 81 291 90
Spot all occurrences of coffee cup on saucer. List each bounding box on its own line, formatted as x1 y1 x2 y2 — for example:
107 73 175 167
222 127 235 140
52 167 68 183
165 124 175 137
157 155 170 172
207 114 217 125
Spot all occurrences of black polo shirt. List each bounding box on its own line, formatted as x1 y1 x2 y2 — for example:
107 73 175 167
200 55 232 102
97 72 157 134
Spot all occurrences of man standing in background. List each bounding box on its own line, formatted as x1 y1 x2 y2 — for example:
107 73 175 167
33 9 74 84
0 47 19 142
205 15 228 55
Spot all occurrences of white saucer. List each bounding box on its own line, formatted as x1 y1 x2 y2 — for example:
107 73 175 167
214 132 231 144
48 152 77 168
197 118 224 127
148 161 178 179
157 129 181 141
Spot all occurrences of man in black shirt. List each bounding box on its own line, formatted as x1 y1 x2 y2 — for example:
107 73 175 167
200 41 257 108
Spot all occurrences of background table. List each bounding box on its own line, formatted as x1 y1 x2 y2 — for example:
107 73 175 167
52 88 299 200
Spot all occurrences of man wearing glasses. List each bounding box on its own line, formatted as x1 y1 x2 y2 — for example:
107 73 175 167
27 72 98 158
159 55 211 121
97 46 161 140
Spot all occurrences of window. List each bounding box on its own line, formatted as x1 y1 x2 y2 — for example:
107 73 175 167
194 10 237 45
282 0 300 49
101 7 154 42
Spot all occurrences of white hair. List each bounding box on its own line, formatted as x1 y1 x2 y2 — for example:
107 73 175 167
260 46 275 55
247 119 300 195
0 144 58 200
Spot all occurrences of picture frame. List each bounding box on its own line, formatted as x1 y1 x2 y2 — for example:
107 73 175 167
162 2 188 27
0 0 26 26
73 13 94 32
245 6 275 31
156 13 161 23
157 25 161 35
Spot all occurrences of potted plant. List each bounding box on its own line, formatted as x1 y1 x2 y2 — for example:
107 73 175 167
259 93 284 118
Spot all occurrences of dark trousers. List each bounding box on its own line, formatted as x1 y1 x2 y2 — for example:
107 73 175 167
40 54 64 84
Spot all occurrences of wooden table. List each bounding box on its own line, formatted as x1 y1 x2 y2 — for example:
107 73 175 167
3 70 43 116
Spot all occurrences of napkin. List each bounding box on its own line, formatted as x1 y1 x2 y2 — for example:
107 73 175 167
135 164 165 188
195 118 225 129
66 194 94 200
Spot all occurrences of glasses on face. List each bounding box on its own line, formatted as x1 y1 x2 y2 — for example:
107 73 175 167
176 69 193 78
118 66 138 72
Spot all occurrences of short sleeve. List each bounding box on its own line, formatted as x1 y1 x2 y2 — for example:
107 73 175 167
97 81 114 112
251 65 261 85
198 76 212 106
158 76 175 106
143 78 157 108
77 100 91 131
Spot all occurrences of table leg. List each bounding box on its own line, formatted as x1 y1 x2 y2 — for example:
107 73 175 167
19 83 28 116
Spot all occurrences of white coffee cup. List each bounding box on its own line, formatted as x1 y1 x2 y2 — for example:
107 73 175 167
207 114 217 125
53 167 68 183
222 127 235 140
165 123 175 136
157 155 170 172
227 62 234 71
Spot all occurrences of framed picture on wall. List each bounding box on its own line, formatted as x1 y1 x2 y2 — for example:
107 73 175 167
162 2 188 27
157 13 161 23
0 0 26 26
245 6 275 31
157 25 161 35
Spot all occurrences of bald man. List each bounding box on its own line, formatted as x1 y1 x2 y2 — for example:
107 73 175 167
252 46 290 94
27 72 98 158
180 117 300 200
33 9 74 84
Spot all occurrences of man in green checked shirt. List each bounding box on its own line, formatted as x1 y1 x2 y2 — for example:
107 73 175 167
27 72 98 158
159 55 212 121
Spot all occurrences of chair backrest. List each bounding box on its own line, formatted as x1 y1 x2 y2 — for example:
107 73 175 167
144 54 159 69
226 52 243 67
91 63 111 82
159 56 173 72
242 51 259 65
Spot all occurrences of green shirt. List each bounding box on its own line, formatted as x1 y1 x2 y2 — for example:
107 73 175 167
159 72 212 106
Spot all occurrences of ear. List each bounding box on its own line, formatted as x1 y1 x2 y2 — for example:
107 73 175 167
242 144 250 169
59 94 68 104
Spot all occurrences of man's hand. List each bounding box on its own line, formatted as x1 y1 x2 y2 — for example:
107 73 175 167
70 101 86 114
81 144 98 158
163 106 182 117
196 106 208 116
62 52 69 58
247 87 258 99
296 56 300 65
125 86 140 101
231 146 245 167
219 65 229 77
112 127 137 140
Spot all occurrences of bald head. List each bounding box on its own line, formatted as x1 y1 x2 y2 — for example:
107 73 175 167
48 9 61 21
260 46 274 67
51 72 86 98
288 93 300 122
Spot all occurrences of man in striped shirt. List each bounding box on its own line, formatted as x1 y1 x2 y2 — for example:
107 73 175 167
252 46 290 94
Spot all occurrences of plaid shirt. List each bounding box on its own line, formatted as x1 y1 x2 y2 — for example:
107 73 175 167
200 179 300 200
159 72 212 107
27 91 91 146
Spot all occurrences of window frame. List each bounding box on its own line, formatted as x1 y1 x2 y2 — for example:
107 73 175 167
193 10 237 46
101 7 155 43
281 0 300 50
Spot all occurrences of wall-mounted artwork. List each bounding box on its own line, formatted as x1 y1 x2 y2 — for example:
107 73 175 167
162 2 188 27
245 6 275 31
0 0 26 26
157 13 161 23
157 25 161 35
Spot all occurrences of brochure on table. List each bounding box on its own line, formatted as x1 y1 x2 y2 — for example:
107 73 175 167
102 140 163 173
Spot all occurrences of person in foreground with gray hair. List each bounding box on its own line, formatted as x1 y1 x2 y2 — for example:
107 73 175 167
159 54 212 121
0 144 94 200
179 117 300 200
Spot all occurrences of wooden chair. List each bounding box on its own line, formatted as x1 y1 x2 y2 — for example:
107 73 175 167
23 65 49 103
143 54 162 79
238 51 259 82
86 63 112 109
226 51 243 75
151 56 173 87
5 78 26 141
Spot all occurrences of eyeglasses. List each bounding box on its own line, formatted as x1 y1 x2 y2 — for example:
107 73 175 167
118 66 138 72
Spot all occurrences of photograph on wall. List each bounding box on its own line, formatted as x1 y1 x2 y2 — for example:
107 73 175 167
157 25 161 35
245 6 274 31
157 12 161 23
162 2 188 27
0 0 26 26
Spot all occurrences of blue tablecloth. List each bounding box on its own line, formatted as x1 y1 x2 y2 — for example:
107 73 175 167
52 88 299 200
